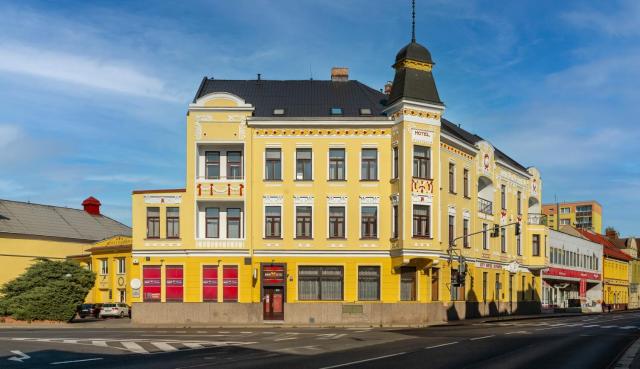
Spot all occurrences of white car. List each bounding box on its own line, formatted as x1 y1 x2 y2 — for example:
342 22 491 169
99 303 130 318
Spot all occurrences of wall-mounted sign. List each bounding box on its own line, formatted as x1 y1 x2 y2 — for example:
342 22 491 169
262 265 286 286
144 195 182 204
411 128 434 144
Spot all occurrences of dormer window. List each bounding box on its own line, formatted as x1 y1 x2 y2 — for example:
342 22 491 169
330 107 343 115
273 108 285 116
359 108 372 116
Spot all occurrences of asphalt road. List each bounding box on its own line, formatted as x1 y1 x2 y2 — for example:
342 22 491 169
1 312 640 369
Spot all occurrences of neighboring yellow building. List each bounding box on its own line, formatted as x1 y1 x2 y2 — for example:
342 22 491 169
577 228 630 310
543 200 602 233
129 35 547 324
69 236 133 304
0 197 131 289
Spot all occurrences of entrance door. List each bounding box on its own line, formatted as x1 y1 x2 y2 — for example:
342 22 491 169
263 287 284 320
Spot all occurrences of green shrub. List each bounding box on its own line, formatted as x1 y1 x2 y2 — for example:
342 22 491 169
0 259 95 321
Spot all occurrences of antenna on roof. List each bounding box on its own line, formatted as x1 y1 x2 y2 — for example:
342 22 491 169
411 0 416 42
309 64 313 80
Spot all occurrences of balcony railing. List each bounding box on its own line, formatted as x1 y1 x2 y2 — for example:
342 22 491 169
478 198 493 215
528 213 547 225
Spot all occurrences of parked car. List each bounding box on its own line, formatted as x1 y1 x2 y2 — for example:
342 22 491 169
99 303 130 318
76 303 102 318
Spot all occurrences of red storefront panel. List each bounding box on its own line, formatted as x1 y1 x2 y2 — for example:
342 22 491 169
262 265 285 286
165 265 184 302
203 265 218 302
143 265 161 302
545 267 601 282
223 265 238 302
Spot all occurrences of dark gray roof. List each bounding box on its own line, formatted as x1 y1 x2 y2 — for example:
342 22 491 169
194 79 387 117
388 67 442 105
395 42 433 64
441 119 529 173
0 199 131 242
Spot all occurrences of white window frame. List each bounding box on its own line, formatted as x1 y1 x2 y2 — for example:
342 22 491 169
560 207 571 214
117 258 126 275
411 203 432 238
327 146 347 181
448 160 456 193
359 145 379 181
100 259 108 275
294 146 313 181
294 204 314 239
263 146 283 181
482 223 489 250
392 145 399 179
263 204 283 239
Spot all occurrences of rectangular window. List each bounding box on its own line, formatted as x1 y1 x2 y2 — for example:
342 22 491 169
358 266 380 301
222 265 238 302
517 191 522 215
463 168 470 197
400 267 417 301
361 206 378 239
298 266 343 301
166 207 180 239
100 259 108 275
501 184 507 210
361 148 378 180
205 207 220 238
143 265 161 302
413 205 430 238
329 148 345 180
328 206 345 239
560 219 570 225
146 207 160 239
463 219 470 248
482 272 488 302
521 275 526 300
532 234 541 256
501 230 506 253
531 276 536 301
296 206 312 239
264 206 281 238
165 265 184 302
413 145 431 179
202 265 218 302
517 234 522 256
227 208 241 238
392 146 399 179
495 273 501 301
119 289 126 303
431 268 439 301
227 151 242 179
483 223 489 250
205 151 220 179
448 215 455 246
265 148 282 180
392 205 399 239
117 258 126 274
448 163 456 193
560 207 570 214
296 148 312 180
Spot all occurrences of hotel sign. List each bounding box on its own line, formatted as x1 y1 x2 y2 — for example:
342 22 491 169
411 128 434 144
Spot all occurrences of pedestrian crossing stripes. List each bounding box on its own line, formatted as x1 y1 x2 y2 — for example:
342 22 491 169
6 337 256 355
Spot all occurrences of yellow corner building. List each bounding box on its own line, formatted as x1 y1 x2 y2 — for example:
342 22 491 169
129 35 548 325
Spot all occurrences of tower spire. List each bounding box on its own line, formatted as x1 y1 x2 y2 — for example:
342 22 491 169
411 0 416 42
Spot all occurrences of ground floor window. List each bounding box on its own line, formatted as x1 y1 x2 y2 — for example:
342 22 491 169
166 265 184 302
223 266 238 302
143 265 161 302
482 272 488 302
400 267 417 301
203 265 218 302
298 266 343 301
119 289 126 303
358 266 380 301
431 268 439 301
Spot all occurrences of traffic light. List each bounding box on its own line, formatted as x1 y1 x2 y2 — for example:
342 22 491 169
515 223 521 236
490 224 500 238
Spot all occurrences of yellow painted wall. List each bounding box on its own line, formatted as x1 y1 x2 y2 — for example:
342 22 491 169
0 234 90 289
603 257 629 305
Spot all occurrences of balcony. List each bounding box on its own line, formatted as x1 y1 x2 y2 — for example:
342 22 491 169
478 198 493 215
527 213 547 225
196 182 245 200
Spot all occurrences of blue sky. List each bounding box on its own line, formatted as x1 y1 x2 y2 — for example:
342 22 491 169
0 0 638 235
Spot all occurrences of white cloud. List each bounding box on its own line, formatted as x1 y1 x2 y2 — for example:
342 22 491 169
563 0 640 37
0 124 21 148
0 43 178 101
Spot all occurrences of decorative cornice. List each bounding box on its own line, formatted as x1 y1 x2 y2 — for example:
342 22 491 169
254 128 390 137
394 59 433 71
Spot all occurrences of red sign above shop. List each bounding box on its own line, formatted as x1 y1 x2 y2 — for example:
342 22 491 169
544 267 601 281
262 265 285 286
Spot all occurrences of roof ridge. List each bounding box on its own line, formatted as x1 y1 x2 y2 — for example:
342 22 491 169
0 198 86 213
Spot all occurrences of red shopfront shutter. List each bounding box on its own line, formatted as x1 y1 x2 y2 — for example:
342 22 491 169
203 265 218 302
223 265 238 302
143 265 161 302
165 265 184 302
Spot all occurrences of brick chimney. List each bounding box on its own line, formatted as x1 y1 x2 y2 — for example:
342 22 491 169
331 67 349 82
82 196 101 215
384 81 393 95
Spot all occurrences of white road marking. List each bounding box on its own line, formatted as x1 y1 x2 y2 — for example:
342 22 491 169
319 352 407 369
92 340 108 347
50 358 103 365
331 333 347 340
151 342 179 352
62 339 78 344
601 325 617 328
506 331 529 335
240 331 252 334
470 335 495 341
275 337 297 341
583 325 600 328
621 326 637 330
122 341 150 354
426 341 459 349
7 350 30 363
182 342 204 349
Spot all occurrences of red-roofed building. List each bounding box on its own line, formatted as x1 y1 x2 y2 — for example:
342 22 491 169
576 228 630 311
